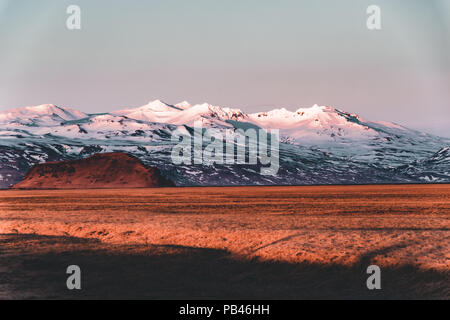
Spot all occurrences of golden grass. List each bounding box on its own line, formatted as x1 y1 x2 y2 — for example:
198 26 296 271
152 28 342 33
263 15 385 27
1 184 449 271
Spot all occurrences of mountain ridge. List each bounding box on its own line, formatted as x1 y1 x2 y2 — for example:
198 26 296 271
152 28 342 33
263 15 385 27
1 100 445 140
0 100 448 189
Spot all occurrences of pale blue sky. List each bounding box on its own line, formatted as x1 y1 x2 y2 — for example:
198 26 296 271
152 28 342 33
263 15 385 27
0 0 449 136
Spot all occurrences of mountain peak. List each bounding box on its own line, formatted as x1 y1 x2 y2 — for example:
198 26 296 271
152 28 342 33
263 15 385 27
112 99 184 122
141 100 174 111
175 101 192 110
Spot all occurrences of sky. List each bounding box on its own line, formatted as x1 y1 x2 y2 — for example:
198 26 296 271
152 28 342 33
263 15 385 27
0 0 449 137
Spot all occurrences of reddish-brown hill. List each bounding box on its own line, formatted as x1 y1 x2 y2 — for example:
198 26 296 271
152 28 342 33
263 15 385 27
12 153 175 190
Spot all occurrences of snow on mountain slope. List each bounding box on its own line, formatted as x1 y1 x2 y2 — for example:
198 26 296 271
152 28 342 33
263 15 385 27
0 104 87 126
56 113 175 141
112 100 182 123
1 101 439 145
112 101 433 145
113 100 247 126
0 100 448 188
175 101 193 110
0 108 179 144
248 105 378 142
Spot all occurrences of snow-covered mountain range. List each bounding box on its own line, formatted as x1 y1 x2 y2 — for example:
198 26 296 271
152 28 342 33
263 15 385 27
0 100 448 188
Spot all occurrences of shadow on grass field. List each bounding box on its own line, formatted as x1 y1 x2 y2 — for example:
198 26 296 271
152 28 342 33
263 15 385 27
0 234 448 300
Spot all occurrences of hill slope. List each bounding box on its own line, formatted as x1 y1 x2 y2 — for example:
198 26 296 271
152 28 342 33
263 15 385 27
12 152 175 190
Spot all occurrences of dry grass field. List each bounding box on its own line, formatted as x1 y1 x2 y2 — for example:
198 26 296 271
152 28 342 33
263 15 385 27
0 184 449 299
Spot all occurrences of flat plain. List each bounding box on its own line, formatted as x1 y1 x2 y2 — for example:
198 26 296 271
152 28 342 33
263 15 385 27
0 184 449 299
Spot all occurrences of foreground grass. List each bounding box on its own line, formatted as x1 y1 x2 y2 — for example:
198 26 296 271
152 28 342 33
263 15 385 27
0 185 449 299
